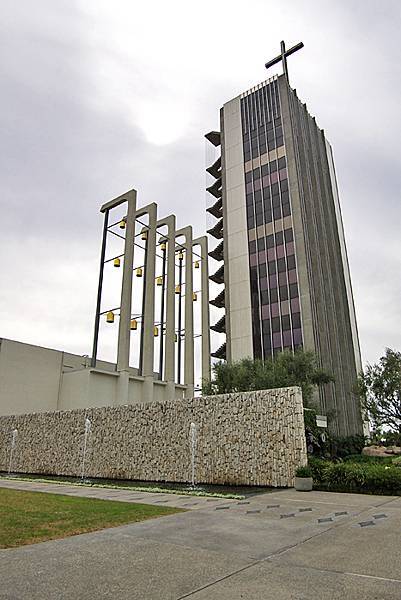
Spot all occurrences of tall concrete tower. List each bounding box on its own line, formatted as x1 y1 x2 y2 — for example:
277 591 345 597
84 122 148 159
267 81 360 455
206 48 363 436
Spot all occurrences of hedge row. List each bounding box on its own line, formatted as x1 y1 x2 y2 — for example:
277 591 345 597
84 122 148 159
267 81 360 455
309 458 401 495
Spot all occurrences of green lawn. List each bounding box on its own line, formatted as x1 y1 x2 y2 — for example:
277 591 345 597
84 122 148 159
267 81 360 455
0 488 183 549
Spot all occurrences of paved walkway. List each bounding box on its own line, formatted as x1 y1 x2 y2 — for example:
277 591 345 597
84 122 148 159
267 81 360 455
1 479 401 599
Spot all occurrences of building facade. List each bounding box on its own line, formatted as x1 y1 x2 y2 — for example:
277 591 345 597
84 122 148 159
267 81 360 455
206 74 363 435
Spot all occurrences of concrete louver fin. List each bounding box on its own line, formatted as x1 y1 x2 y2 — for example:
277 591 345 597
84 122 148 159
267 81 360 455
211 342 226 360
209 241 224 261
209 264 224 285
211 314 225 334
206 197 222 219
205 131 221 147
210 289 225 308
206 156 222 179
207 218 223 240
206 178 222 199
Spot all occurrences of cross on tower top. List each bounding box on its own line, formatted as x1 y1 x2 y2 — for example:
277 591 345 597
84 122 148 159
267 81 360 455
265 40 304 83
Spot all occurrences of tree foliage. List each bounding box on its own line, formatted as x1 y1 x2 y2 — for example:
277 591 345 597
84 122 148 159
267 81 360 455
357 348 401 434
203 350 333 406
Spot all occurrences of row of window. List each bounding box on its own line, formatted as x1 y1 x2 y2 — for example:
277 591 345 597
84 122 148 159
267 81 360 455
245 158 287 183
244 138 284 161
262 328 303 350
240 80 281 135
246 179 289 204
261 312 302 333
249 228 294 254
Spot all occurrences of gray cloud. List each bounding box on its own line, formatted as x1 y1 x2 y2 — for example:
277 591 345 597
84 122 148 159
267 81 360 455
0 0 400 372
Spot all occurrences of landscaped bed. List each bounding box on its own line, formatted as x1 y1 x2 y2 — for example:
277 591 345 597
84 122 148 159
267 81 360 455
309 456 401 495
0 488 183 549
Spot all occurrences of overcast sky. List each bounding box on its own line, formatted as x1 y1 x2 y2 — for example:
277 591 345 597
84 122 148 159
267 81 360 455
1 0 400 372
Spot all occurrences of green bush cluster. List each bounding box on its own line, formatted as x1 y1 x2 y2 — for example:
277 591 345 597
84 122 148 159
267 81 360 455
295 466 312 478
308 457 401 495
343 454 394 465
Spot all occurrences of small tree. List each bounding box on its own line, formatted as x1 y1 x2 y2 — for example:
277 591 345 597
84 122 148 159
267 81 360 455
357 348 401 436
203 350 333 406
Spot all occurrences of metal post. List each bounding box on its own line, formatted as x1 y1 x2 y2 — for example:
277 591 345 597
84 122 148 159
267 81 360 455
177 252 183 384
91 209 109 368
159 244 167 380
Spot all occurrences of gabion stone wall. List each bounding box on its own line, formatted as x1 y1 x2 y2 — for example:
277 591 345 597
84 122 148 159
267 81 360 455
0 388 307 487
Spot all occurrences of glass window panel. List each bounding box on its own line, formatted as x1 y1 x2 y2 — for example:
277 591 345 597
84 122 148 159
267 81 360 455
289 283 299 299
268 260 276 274
284 228 293 242
271 302 279 317
250 253 257 267
273 332 282 348
270 288 278 303
267 247 275 261
273 205 282 220
281 179 288 192
288 269 297 284
269 273 278 289
260 277 268 291
283 330 292 347
287 255 296 270
281 315 291 331
290 297 300 312
282 203 291 217
257 236 265 251
262 305 270 319
277 257 286 272
286 241 295 255
258 251 266 264
279 285 289 301
270 171 278 184
279 168 287 181
291 312 301 329
249 240 256 253
281 300 290 315
293 328 302 345
276 244 285 259
278 271 287 286
271 317 280 333
259 263 267 277
262 319 270 334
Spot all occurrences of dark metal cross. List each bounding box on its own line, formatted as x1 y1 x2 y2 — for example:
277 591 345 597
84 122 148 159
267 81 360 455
265 40 304 83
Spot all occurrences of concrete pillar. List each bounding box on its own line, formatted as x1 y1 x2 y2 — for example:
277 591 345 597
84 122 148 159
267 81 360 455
114 190 137 405
193 236 211 384
156 215 176 400
138 203 157 403
176 227 194 398
116 190 137 373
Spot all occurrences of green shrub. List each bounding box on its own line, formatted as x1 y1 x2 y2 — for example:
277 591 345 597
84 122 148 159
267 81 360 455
308 457 330 481
311 460 401 495
392 456 401 468
295 466 312 478
343 454 393 465
330 435 366 458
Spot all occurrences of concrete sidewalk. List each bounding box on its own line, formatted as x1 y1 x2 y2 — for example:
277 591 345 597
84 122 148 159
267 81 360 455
1 479 400 599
